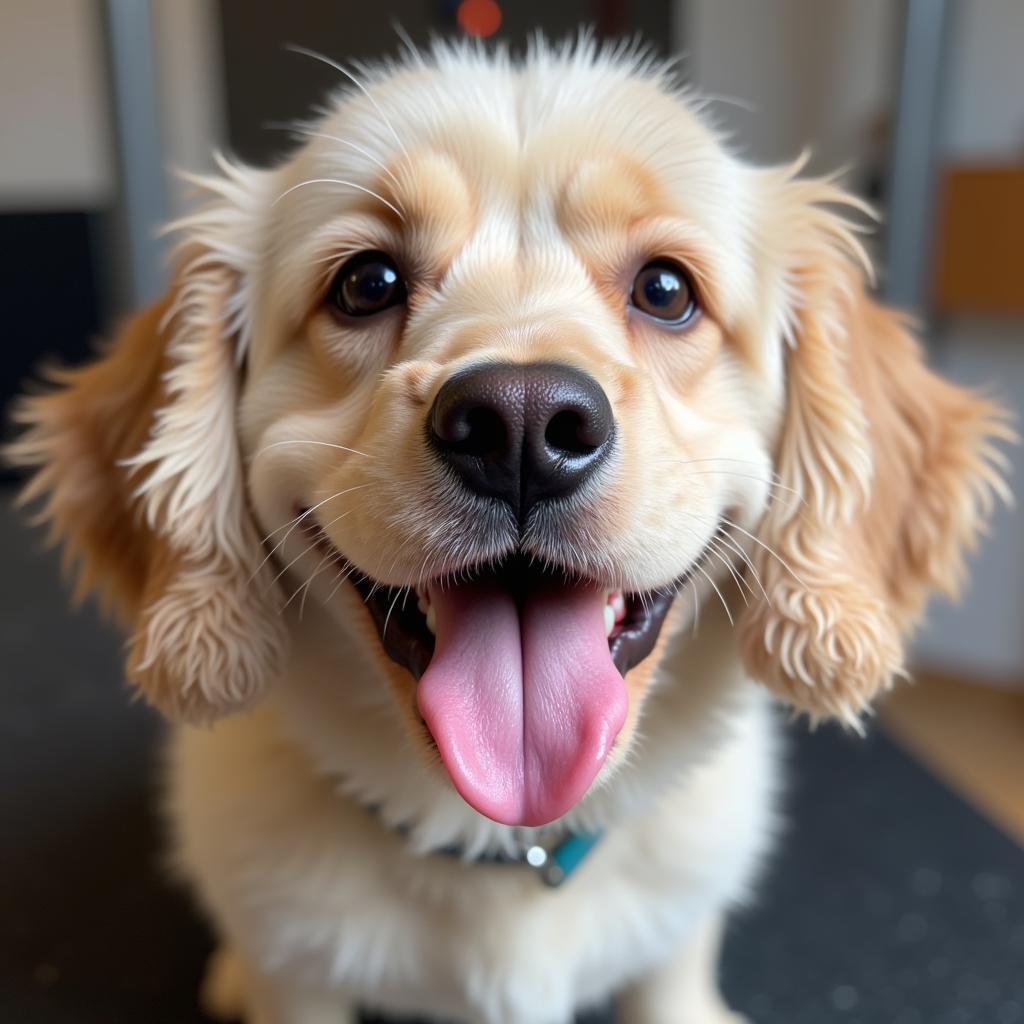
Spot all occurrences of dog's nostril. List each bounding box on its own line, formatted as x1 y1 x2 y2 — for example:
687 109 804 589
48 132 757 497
432 400 508 457
462 407 507 457
544 409 596 457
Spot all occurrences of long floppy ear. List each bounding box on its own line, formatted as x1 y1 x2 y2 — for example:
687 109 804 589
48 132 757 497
739 168 1013 726
7 162 288 723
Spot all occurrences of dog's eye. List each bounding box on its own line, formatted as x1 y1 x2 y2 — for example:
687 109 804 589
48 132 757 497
330 251 406 317
630 260 697 325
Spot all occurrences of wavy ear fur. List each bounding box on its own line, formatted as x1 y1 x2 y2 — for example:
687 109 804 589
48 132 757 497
739 167 1013 726
7 163 287 723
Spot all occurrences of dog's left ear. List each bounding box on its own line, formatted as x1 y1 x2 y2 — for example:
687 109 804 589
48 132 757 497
7 161 289 723
738 167 1013 725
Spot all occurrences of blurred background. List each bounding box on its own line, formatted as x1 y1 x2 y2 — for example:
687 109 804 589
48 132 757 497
1 2 1022 1023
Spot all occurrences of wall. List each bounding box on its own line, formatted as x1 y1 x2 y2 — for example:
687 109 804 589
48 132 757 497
679 0 899 176
0 0 225 216
153 0 227 213
942 0 1024 160
0 0 113 209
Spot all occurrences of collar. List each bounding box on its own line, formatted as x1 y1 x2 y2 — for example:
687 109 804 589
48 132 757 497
518 830 606 887
365 803 604 887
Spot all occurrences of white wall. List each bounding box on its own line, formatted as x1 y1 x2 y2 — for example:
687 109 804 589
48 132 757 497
152 0 227 214
679 0 899 175
0 0 114 209
942 0 1024 160
0 0 225 215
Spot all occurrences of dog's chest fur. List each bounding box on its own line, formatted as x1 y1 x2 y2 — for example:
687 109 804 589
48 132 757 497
167 629 778 1024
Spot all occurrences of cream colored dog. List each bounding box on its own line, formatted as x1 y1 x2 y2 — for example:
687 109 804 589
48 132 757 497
10 39 1009 1024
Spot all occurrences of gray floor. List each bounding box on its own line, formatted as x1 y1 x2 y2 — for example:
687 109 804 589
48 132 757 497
2 486 1023 1024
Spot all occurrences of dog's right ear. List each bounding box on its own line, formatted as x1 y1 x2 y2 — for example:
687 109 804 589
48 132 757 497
7 162 288 723
737 163 1011 726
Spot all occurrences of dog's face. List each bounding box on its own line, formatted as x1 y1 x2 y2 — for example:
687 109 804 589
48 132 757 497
11 45 1009 827
240 57 781 825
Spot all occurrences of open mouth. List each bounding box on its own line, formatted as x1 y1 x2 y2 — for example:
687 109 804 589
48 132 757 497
300 516 714 827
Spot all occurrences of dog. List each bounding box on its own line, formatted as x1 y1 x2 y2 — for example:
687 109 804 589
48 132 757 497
8 38 1010 1024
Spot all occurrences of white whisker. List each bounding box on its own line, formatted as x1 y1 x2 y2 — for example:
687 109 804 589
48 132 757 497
708 540 751 604
272 178 405 221
692 560 734 627
250 484 372 583
653 458 805 503
717 530 773 607
325 561 362 605
253 439 373 461
284 547 339 612
299 549 344 618
286 45 413 167
720 515 807 588
674 470 806 505
264 122 404 194
391 21 421 64
270 531 331 591
381 587 404 641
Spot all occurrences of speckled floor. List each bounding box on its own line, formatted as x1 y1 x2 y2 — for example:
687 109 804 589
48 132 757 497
2 488 1022 1024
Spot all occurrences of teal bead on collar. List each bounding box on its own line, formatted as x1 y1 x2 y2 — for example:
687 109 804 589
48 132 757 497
433 829 605 887
524 831 605 887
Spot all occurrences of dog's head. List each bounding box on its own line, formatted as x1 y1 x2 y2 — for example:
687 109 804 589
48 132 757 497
10 43 1009 826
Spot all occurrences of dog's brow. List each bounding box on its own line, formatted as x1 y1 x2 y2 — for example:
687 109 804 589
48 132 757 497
388 150 477 252
558 155 665 232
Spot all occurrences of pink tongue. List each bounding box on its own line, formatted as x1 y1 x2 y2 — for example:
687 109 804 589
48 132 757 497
417 578 627 826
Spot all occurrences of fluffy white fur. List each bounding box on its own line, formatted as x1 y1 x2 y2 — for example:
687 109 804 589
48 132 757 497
176 605 774 1024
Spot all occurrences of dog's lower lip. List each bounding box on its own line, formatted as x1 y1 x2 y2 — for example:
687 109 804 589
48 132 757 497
296 511 722 681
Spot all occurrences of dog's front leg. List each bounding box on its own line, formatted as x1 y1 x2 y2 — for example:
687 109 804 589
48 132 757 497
617 915 748 1024
201 946 357 1024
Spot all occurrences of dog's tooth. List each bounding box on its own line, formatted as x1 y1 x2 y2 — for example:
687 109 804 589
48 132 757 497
610 591 627 623
603 604 615 638
426 604 437 635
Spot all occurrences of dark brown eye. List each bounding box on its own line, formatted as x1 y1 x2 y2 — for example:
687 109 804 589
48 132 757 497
630 260 697 324
330 251 406 317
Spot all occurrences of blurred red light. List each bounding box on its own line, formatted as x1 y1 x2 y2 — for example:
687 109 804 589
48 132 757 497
457 0 502 38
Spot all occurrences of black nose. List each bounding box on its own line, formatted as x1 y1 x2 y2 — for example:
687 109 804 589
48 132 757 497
429 362 615 521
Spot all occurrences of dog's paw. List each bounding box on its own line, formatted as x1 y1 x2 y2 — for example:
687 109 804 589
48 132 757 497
620 1004 751 1024
200 947 246 1021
